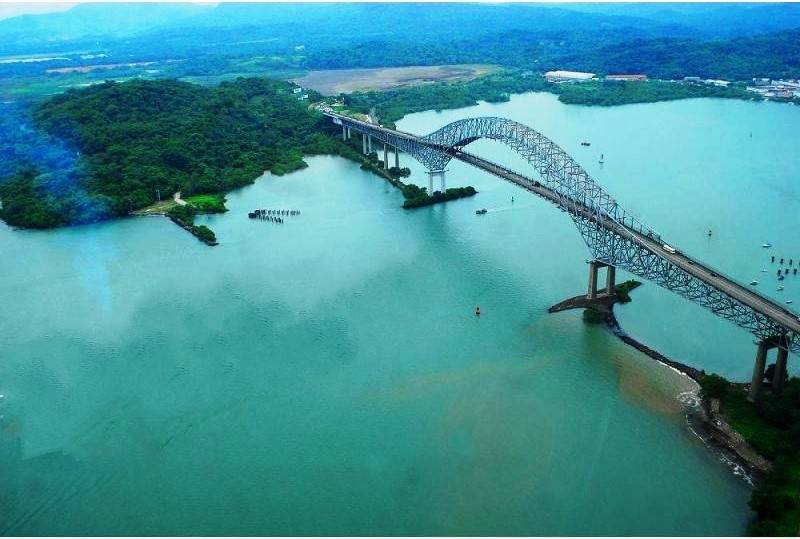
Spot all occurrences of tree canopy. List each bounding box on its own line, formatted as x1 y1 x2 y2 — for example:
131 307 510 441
1 77 334 228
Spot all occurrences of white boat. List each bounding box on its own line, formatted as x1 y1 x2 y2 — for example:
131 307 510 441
786 300 794 305
750 280 759 286
762 242 772 248
777 286 784 291
761 269 768 272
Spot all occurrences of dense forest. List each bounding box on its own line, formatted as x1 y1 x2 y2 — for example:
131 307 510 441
700 374 800 535
2 4 800 90
0 78 345 228
342 71 759 127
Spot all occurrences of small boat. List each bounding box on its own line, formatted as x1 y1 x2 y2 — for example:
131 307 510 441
787 300 794 305
777 286 784 291
761 269 768 273
750 280 759 286
762 242 772 248
779 275 785 281
581 141 591 147
598 153 604 164
475 208 488 215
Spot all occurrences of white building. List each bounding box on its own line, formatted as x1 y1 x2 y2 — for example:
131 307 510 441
544 70 596 83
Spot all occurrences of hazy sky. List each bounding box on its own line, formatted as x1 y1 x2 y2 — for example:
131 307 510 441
0 2 77 21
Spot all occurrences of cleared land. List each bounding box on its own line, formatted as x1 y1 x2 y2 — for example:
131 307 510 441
290 64 495 95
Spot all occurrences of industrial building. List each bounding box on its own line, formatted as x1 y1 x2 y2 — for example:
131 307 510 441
605 74 648 81
544 70 596 83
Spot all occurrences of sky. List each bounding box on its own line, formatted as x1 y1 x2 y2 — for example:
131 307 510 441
0 2 76 21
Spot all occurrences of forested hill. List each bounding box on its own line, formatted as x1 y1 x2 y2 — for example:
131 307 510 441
0 78 342 228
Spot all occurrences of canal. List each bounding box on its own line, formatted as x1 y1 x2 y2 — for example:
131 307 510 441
3 92 798 535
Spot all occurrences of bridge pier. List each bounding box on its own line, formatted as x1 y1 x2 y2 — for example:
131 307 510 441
774 346 789 394
347 127 351 139
427 170 446 193
588 262 598 299
588 260 614 299
383 144 388 169
748 336 791 401
394 148 400 168
749 339 771 401
606 265 616 295
368 135 372 154
362 133 367 154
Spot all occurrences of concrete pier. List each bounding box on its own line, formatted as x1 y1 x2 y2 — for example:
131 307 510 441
588 261 599 299
426 170 446 193
749 340 771 401
587 260 616 300
606 266 616 295
383 144 388 169
362 134 367 154
394 148 400 168
368 135 372 154
342 125 347 141
774 345 789 394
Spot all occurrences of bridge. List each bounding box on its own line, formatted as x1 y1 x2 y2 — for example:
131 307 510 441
326 111 798 399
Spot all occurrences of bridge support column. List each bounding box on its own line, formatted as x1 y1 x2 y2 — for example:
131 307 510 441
426 170 445 193
394 148 399 168
383 144 388 169
342 125 347 141
588 261 599 299
773 345 789 394
606 265 616 295
368 135 372 154
347 127 351 139
362 134 367 154
749 339 771 401
440 171 446 192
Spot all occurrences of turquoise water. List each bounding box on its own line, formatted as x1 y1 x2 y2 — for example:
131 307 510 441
398 93 800 381
4 92 797 535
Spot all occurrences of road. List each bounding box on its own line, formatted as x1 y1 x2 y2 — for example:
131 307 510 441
326 111 800 338
454 150 800 335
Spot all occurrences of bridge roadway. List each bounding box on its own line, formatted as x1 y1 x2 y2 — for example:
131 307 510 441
327 112 800 339
454 150 800 336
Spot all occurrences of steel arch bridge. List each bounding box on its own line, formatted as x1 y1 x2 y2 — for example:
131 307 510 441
328 113 800 359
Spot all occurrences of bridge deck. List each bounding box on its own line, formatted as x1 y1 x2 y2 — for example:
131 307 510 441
326 112 800 338
454 150 800 335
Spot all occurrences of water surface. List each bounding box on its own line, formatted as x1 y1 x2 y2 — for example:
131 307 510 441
4 92 794 535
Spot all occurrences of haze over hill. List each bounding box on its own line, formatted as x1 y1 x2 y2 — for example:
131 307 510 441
1 2 799 83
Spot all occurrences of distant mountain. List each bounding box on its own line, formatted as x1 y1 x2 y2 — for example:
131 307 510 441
0 2 695 55
550 3 800 38
0 3 213 51
1 3 799 81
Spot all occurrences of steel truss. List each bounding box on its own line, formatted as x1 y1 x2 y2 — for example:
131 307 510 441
333 114 799 353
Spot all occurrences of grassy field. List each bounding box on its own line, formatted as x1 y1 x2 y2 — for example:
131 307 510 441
290 64 497 95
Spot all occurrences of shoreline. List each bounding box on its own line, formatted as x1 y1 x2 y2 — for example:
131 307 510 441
602 301 772 484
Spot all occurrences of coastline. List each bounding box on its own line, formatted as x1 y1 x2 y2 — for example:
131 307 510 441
602 301 773 483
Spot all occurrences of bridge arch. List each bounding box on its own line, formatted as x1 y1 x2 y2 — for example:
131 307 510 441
332 112 799 354
419 117 661 259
